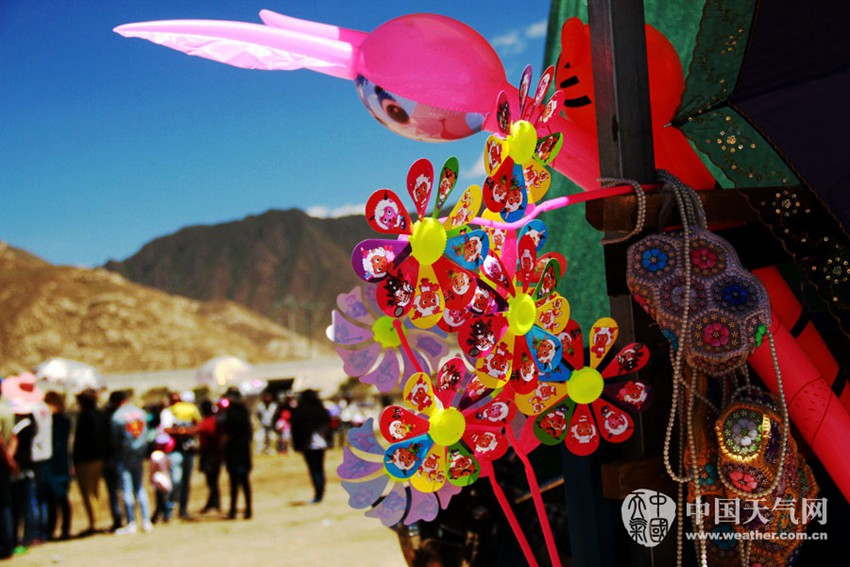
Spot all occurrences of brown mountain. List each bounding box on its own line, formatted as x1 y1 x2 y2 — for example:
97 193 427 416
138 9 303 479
104 209 376 339
0 242 317 376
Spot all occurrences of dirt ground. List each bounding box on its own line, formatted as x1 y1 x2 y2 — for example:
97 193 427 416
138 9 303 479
14 447 406 567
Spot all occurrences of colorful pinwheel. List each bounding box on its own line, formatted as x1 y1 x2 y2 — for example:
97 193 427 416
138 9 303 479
337 417 463 527
513 317 653 456
482 65 565 222
327 284 450 393
339 358 557 567
457 220 570 390
378 357 518 492
351 157 489 328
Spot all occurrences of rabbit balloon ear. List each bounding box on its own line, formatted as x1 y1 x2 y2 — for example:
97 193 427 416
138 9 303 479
113 12 367 80
258 10 366 48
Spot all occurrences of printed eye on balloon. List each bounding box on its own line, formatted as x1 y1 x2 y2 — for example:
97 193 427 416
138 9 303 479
354 76 485 142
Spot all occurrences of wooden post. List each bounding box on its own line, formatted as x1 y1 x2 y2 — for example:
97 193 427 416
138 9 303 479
562 1 675 566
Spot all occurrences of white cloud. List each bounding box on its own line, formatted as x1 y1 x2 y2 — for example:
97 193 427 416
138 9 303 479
461 158 487 181
306 203 366 218
490 19 549 56
525 20 548 39
490 30 525 56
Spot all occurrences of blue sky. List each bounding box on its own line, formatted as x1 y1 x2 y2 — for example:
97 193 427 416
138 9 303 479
1 1 551 267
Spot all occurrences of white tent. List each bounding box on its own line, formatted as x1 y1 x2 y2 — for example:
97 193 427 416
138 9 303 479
196 355 259 391
34 358 105 394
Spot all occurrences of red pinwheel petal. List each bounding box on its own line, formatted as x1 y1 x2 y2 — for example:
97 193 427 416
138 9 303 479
379 405 430 443
495 90 511 135
406 158 434 220
536 251 567 279
437 305 472 334
539 90 565 125
600 342 650 379
376 261 419 318
518 64 533 119
591 400 634 444
483 156 514 214
433 357 469 408
434 257 477 311
474 332 514 388
463 426 509 462
458 314 508 359
515 233 538 289
564 403 600 456
532 258 561 301
480 251 512 294
533 65 556 110
557 319 585 370
366 189 413 235
606 379 652 412
465 391 515 426
508 341 538 395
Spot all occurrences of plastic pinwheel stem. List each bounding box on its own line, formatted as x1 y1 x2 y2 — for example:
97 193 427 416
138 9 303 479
505 424 563 567
471 183 636 231
480 461 539 567
392 318 425 374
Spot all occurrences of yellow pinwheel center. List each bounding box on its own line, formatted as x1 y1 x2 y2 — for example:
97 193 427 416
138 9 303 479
429 407 466 446
507 120 538 164
568 367 604 405
409 217 447 266
506 292 537 336
372 316 402 348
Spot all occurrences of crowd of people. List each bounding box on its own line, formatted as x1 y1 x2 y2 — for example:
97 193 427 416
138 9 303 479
0 371 335 561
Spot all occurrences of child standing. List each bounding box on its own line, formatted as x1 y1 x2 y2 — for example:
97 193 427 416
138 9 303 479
149 433 173 524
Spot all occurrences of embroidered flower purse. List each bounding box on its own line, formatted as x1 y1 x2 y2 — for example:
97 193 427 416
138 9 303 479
625 173 771 377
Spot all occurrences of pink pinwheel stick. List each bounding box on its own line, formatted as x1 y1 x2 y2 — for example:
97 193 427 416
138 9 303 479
480 460 539 567
505 425 563 567
472 183 641 231
392 319 425 375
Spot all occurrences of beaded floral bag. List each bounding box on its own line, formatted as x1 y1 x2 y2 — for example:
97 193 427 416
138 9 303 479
686 388 817 567
625 172 771 377
623 172 803 566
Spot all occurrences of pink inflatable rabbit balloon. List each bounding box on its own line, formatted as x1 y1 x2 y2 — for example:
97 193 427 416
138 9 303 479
115 10 506 143
114 10 606 190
